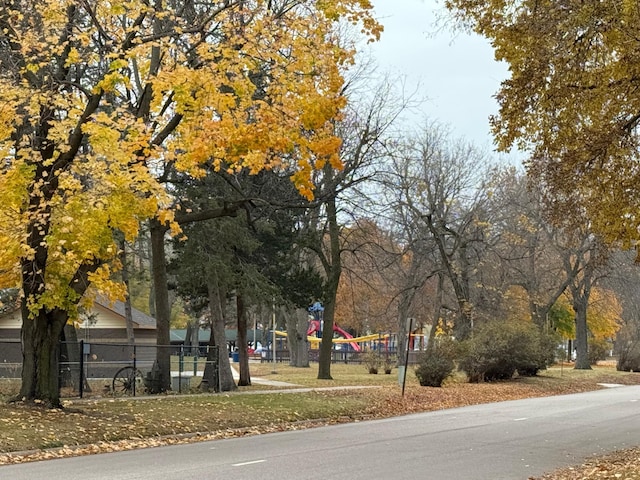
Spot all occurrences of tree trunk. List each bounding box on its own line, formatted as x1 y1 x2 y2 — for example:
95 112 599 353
287 308 310 367
452 243 473 341
204 278 236 392
317 297 336 379
573 299 591 370
150 219 171 392
317 192 341 380
396 263 419 366
119 238 135 345
428 272 445 347
201 341 220 392
236 293 251 386
19 305 68 407
427 217 473 341
184 321 193 350
566 244 596 370
59 324 82 391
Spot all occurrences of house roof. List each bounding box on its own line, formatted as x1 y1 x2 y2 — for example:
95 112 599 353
170 328 264 343
0 293 157 333
94 298 157 330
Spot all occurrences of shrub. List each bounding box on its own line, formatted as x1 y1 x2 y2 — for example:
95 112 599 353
518 331 557 377
617 344 640 372
361 350 382 374
383 355 394 374
588 338 611 365
414 337 457 387
459 320 556 382
616 327 640 372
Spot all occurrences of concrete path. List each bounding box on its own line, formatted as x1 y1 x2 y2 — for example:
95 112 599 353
171 365 302 388
230 365 301 387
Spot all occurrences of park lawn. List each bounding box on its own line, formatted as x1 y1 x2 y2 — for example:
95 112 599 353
0 363 639 475
246 362 408 387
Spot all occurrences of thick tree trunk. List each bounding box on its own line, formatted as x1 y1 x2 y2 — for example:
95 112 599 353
204 278 236 392
568 252 594 370
287 308 310 367
19 305 68 407
201 341 219 392
185 323 193 347
428 219 473 341
453 305 473 341
150 219 171 392
429 272 444 347
236 294 251 386
573 300 591 370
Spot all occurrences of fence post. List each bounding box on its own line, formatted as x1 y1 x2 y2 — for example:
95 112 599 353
133 344 137 397
193 349 198 377
179 345 184 393
79 340 84 399
216 346 221 393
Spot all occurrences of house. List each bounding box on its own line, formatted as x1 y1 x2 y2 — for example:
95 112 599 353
0 298 157 379
77 299 157 344
170 327 266 355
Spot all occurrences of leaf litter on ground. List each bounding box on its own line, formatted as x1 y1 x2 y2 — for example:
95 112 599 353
0 365 638 480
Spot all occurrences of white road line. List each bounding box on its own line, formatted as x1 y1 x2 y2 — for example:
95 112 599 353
514 417 528 422
232 460 266 467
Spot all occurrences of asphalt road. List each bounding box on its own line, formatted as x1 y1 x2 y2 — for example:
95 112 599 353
2 385 640 480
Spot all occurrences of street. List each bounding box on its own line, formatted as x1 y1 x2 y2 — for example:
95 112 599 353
2 385 640 479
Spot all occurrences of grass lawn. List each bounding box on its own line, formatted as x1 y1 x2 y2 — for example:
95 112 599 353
0 362 639 478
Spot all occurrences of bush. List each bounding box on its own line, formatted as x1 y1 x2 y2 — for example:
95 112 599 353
414 337 457 387
616 328 640 372
617 344 640 372
383 355 394 374
361 350 382 374
459 320 557 382
588 338 611 365
518 331 557 377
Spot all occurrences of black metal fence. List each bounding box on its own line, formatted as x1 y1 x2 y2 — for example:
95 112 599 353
0 340 420 398
0 340 219 399
0 340 21 379
261 347 420 365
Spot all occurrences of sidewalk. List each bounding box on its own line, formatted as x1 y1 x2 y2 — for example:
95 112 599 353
170 365 302 388
230 365 301 387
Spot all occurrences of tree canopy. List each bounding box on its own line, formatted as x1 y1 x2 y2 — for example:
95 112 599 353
0 0 378 312
445 0 640 247
0 0 380 404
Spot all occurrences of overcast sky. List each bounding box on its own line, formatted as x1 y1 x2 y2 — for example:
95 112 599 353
368 0 522 163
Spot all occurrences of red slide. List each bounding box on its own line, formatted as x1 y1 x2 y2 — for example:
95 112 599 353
307 321 360 351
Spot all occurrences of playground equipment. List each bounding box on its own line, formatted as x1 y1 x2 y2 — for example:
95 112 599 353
306 301 360 351
306 320 361 351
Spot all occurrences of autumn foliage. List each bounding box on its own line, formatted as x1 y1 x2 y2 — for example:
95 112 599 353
445 0 640 247
335 220 399 334
0 0 381 405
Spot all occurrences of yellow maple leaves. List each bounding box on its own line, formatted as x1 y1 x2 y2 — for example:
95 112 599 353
0 0 380 316
552 288 622 341
446 0 640 247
